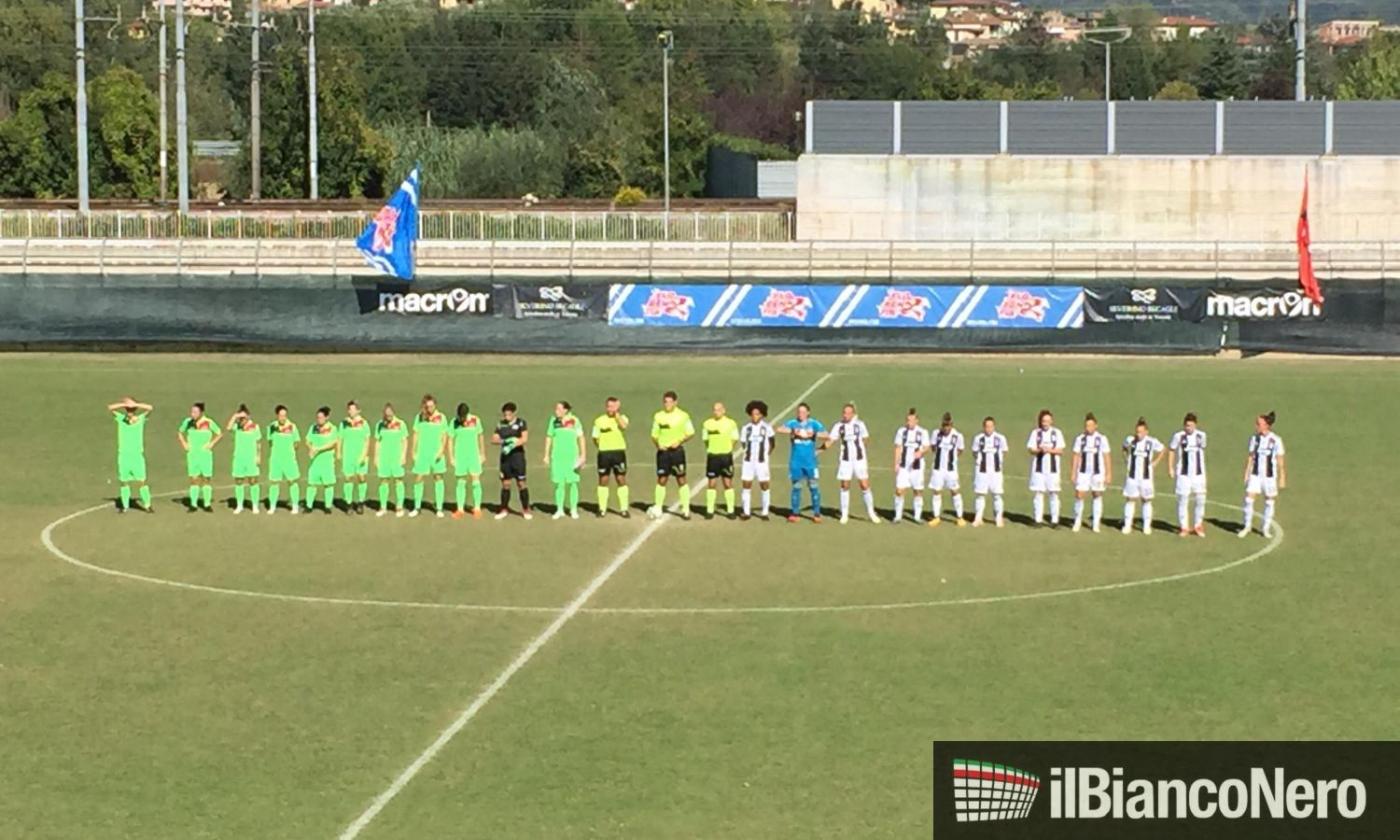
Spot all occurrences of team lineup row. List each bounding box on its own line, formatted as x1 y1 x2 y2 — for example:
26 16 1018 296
107 394 1288 537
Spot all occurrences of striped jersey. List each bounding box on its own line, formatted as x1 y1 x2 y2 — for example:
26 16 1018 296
1247 431 1285 478
929 427 965 472
1168 428 1208 477
893 425 930 470
1123 435 1165 480
1026 426 1066 476
1072 431 1112 476
971 432 1009 475
740 420 776 464
827 418 870 462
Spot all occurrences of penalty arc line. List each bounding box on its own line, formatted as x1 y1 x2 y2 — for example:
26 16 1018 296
334 371 835 840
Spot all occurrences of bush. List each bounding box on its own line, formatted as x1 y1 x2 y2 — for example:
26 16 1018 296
612 185 646 207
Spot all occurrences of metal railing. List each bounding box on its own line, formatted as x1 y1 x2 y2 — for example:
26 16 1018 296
1 238 1392 281
0 208 795 243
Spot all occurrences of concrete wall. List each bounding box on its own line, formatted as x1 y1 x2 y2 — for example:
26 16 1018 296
796 155 1400 242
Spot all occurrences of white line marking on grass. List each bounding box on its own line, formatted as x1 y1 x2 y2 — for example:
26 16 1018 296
335 372 834 840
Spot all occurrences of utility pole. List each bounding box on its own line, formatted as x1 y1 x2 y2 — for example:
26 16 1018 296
1294 0 1307 101
250 0 261 200
158 0 168 203
74 0 90 214
307 0 319 201
175 0 190 213
659 29 673 213
1085 27 1131 102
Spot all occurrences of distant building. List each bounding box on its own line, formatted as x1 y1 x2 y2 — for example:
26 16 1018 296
1040 9 1084 43
1315 19 1382 49
150 0 232 20
1153 16 1217 41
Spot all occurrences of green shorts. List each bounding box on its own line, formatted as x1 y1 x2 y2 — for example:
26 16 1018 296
268 458 301 483
186 451 214 479
377 461 405 480
232 457 260 480
307 459 337 486
453 463 483 479
551 463 581 484
117 456 147 483
411 455 447 477
343 459 370 478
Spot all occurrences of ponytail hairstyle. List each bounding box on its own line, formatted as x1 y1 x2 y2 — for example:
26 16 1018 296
1260 411 1276 429
456 402 470 423
1135 416 1149 431
1084 412 1096 423
238 403 249 414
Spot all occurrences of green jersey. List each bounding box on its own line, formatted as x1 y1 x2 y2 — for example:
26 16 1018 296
179 415 218 450
702 416 740 456
306 422 339 468
268 420 300 462
592 413 628 452
413 411 448 459
451 414 484 473
229 419 262 466
115 412 146 458
375 417 409 475
651 407 695 450
339 417 372 469
548 413 583 483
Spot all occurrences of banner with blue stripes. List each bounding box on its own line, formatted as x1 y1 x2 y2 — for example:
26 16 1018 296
356 167 420 281
607 284 1084 329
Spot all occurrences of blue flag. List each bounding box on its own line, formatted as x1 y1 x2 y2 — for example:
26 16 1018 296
356 166 420 280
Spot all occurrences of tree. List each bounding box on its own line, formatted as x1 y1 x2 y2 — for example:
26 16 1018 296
89 67 160 199
1155 79 1200 100
0 72 75 198
1193 34 1248 100
1337 32 1400 99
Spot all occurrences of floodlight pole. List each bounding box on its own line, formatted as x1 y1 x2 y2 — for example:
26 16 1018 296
1294 0 1307 101
74 0 90 214
250 0 261 200
1085 27 1131 102
158 0 168 203
660 29 673 213
307 0 319 201
175 0 190 213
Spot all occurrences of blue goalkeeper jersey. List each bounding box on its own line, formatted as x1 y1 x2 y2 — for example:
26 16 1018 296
784 417 825 471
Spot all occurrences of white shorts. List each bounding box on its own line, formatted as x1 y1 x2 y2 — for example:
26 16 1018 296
973 471 1004 496
929 469 960 492
1074 472 1107 493
1029 471 1061 493
895 466 925 491
1123 477 1156 500
741 461 771 484
836 459 870 482
1245 475 1279 498
1175 474 1207 497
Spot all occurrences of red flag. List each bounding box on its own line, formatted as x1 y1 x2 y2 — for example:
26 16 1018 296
1296 174 1324 305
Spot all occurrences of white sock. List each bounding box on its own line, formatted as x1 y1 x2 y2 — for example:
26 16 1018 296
1073 497 1084 525
1092 496 1103 529
761 489 771 516
913 494 924 520
1032 492 1044 523
1178 495 1190 528
1143 500 1153 529
1124 500 1137 530
742 488 752 516
1242 496 1255 531
1048 492 1061 523
933 494 943 519
1194 494 1207 528
992 494 1004 522
839 488 850 517
974 494 986 522
953 494 963 519
893 495 905 520
1262 499 1275 533
863 489 876 518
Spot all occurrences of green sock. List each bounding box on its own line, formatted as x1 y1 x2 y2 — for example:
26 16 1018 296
679 484 691 511
705 488 717 514
567 482 579 513
269 485 281 509
138 486 151 508
554 483 566 512
202 485 213 508
598 485 610 513
725 487 736 513
342 482 353 503
188 485 198 506
234 484 245 508
654 484 666 508
119 486 131 509
378 484 389 509
304 486 315 510
471 480 482 510
434 479 445 511
289 484 300 508
250 485 260 509
395 482 406 508
618 485 629 511
456 479 467 511
358 482 369 503
413 483 425 510
324 487 334 508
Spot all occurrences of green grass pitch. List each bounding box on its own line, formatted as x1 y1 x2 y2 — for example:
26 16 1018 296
1 352 1395 839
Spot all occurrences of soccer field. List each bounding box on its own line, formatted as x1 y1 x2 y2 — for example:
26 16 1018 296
2 352 1395 839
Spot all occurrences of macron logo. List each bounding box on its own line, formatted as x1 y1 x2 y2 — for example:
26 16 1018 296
954 759 1041 823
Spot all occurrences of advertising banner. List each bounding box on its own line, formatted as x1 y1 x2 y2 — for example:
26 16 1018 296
1084 286 1208 323
505 283 607 320
354 282 494 316
607 284 1085 329
1204 288 1324 321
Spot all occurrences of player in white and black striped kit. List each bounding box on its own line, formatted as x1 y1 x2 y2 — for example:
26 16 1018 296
1026 409 1066 526
890 409 930 523
1121 417 1166 535
927 412 966 528
739 400 776 520
970 416 1008 528
1070 412 1112 533
1240 411 1286 538
824 403 880 524
1168 412 1208 538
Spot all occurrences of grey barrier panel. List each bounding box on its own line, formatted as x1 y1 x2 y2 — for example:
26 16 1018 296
1223 102 1324 155
1333 102 1400 155
900 101 1001 154
810 101 895 153
1115 101 1216 155
1007 102 1108 154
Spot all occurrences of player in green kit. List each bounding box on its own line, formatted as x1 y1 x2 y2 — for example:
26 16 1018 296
701 401 740 519
304 406 339 514
650 391 695 520
410 394 449 518
265 405 301 515
177 402 222 513
544 401 586 520
107 397 154 513
339 400 372 515
592 397 630 518
374 403 409 518
448 402 486 520
226 404 262 514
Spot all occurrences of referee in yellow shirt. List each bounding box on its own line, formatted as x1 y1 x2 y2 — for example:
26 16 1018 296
649 390 695 519
702 402 741 519
592 396 630 518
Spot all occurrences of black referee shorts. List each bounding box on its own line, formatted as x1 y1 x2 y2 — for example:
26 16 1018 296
705 453 734 480
597 449 628 477
499 449 527 481
656 447 687 478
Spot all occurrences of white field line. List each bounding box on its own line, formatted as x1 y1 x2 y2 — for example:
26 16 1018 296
335 372 834 840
